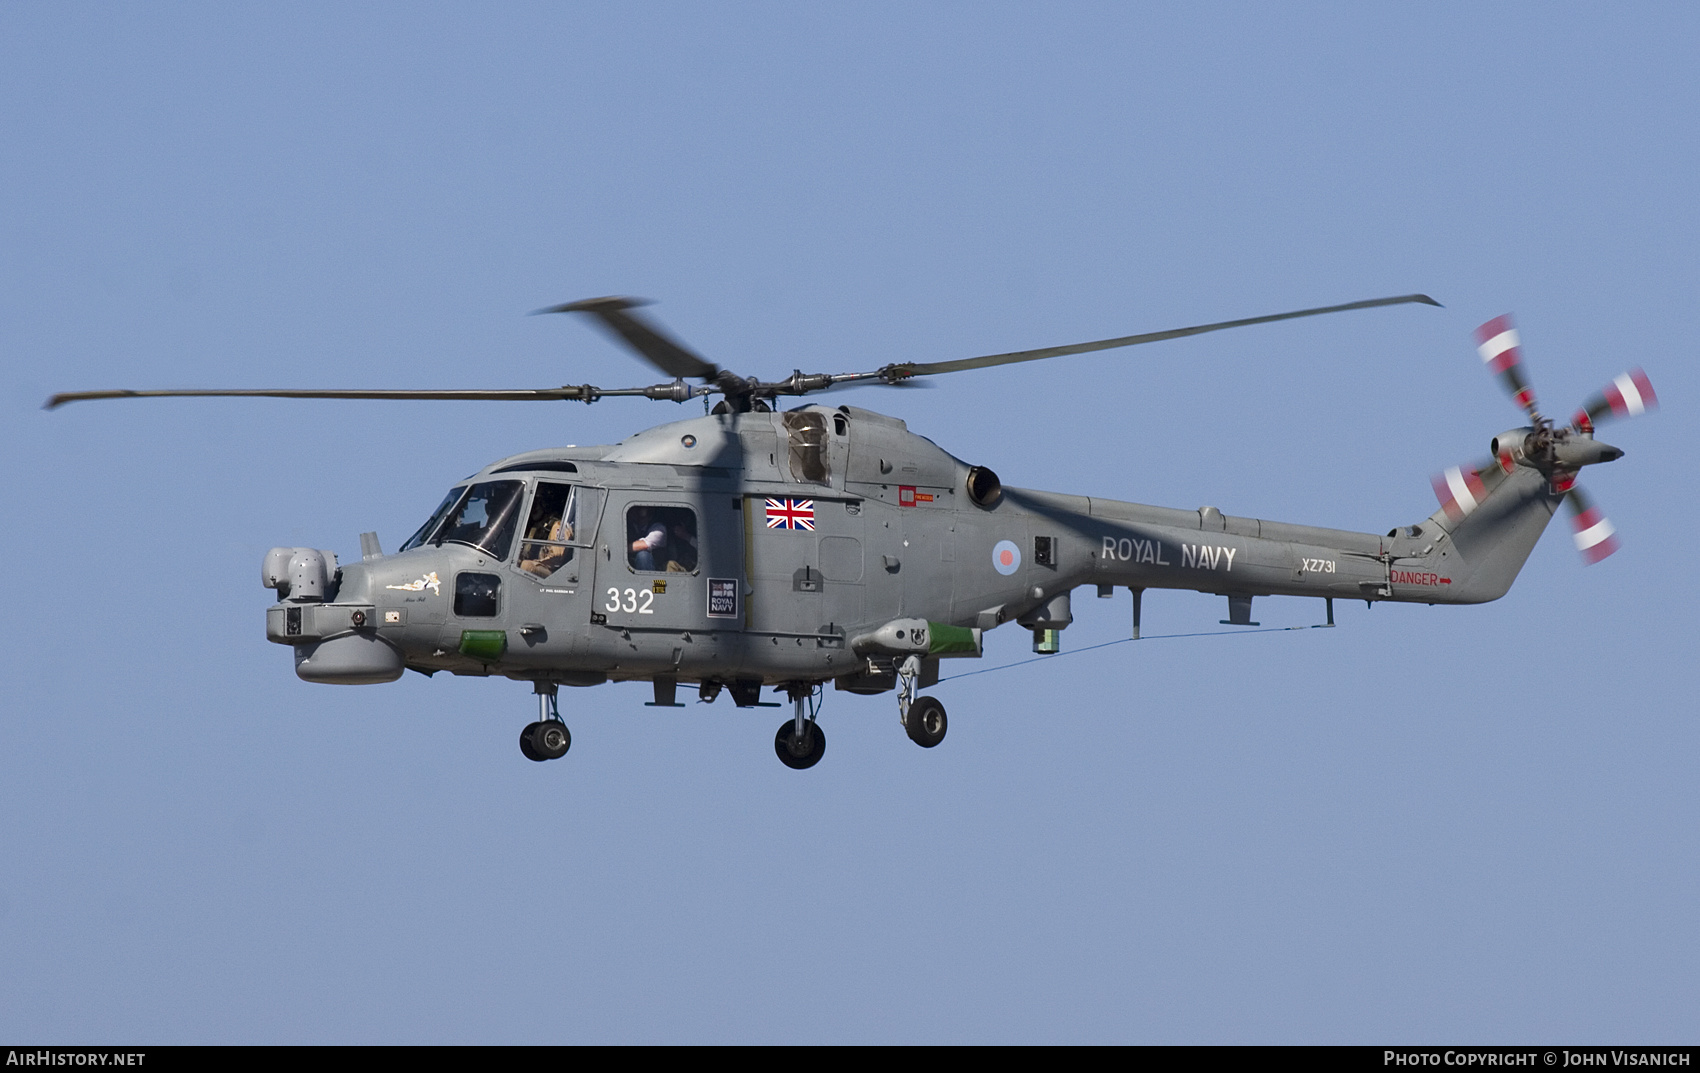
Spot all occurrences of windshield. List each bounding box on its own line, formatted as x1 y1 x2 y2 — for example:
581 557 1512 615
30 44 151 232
399 486 466 552
432 480 525 559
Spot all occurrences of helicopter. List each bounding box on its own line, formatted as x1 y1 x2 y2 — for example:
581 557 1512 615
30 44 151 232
47 295 1656 769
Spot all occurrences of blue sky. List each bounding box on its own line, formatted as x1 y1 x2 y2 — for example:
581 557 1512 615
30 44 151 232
3 3 1696 1042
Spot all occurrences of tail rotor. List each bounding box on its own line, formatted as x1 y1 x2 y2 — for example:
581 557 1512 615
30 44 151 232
1431 462 1493 522
1431 314 1655 565
1564 485 1620 564
1475 314 1541 422
1571 368 1658 434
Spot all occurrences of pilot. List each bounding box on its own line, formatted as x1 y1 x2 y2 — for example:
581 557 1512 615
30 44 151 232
519 513 573 578
629 506 667 571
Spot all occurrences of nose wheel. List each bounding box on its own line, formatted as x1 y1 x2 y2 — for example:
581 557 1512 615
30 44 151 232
521 685 571 762
896 656 948 749
904 695 947 748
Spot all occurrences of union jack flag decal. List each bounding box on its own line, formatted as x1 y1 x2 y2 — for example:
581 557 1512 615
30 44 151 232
765 498 816 530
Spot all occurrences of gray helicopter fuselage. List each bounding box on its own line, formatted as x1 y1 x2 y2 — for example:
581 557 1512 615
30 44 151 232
50 292 1642 767
266 403 1563 691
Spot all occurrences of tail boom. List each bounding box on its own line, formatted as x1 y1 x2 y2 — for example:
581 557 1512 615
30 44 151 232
998 473 1562 616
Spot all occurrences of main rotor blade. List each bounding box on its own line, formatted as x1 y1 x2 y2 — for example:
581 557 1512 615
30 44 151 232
886 293 1441 378
534 296 720 381
44 384 706 409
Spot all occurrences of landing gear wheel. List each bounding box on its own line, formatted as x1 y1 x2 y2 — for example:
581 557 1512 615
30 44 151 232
520 721 545 762
906 696 947 748
774 719 826 770
533 720 571 760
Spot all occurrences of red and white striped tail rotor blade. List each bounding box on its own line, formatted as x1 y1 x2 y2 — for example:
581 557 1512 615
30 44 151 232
1475 314 1539 419
1570 368 1658 433
1565 487 1619 564
1431 462 1491 522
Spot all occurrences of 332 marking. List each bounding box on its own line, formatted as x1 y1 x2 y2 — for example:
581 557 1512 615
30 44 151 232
605 587 656 614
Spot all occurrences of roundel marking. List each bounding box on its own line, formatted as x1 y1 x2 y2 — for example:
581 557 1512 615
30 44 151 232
992 539 1021 576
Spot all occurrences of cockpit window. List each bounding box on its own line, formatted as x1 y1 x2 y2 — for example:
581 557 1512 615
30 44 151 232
399 486 466 552
432 480 525 559
518 482 577 578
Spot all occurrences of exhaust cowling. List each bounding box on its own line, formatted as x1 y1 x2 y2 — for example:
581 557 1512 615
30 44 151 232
1490 429 1534 465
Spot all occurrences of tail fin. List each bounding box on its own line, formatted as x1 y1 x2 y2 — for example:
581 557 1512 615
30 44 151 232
1419 465 1562 602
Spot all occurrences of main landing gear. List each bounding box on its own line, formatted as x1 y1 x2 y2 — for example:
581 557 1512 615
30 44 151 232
521 684 571 762
896 655 947 749
774 684 826 770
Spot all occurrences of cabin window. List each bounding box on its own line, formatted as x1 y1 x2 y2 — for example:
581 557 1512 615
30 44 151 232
626 505 699 573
